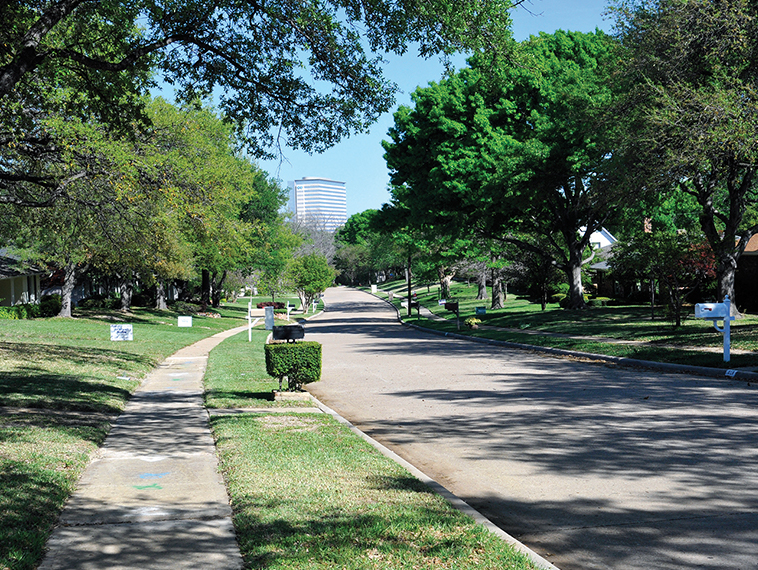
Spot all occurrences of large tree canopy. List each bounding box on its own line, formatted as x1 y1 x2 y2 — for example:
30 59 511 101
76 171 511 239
1 0 518 155
610 0 758 307
383 30 621 309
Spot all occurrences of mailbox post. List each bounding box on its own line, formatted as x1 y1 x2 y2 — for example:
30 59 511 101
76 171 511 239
694 295 735 362
444 301 460 330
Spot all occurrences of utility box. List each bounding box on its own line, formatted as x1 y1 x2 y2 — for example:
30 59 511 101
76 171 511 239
695 303 728 319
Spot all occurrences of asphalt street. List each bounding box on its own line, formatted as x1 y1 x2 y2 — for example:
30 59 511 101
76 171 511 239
305 287 758 570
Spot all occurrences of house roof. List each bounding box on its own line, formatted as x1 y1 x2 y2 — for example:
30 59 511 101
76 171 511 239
0 250 45 279
589 244 614 272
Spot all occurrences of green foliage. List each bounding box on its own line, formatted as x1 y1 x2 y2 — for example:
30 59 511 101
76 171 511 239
38 294 61 318
168 301 200 315
287 253 336 308
0 304 39 320
383 30 621 310
464 317 481 328
78 296 121 310
1 0 517 222
610 0 758 301
610 230 716 326
264 342 322 391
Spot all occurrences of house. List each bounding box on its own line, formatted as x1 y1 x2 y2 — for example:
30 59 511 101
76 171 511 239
0 250 45 307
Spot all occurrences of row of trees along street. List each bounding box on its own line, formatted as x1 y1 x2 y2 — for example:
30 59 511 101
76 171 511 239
334 0 758 318
4 1 758 319
0 0 518 314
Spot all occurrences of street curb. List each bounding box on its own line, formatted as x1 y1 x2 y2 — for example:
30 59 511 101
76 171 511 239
311 397 561 570
368 291 758 383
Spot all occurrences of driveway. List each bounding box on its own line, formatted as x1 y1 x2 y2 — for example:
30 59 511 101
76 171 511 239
305 287 758 570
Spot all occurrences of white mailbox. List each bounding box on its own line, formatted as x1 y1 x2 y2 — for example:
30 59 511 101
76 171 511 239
694 296 734 362
695 303 728 319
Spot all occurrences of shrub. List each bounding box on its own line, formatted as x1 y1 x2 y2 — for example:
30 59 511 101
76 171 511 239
78 295 121 310
39 294 62 317
131 291 154 307
0 304 40 320
550 293 567 305
587 297 612 307
464 317 481 329
257 301 286 309
264 341 322 391
169 301 199 314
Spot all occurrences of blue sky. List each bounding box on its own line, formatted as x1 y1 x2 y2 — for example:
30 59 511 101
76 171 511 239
256 0 613 217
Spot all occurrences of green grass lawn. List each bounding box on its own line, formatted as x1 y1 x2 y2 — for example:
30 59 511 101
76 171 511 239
0 304 247 570
369 279 758 369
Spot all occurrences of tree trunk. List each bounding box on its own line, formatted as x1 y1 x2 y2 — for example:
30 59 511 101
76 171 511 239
406 253 413 317
490 269 504 310
58 262 77 318
476 267 487 300
716 253 738 308
119 276 133 312
649 277 655 320
564 242 586 310
201 269 211 309
211 271 227 308
438 267 453 299
156 280 168 310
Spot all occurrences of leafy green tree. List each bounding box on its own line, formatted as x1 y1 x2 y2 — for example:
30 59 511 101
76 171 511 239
1 0 519 215
610 231 716 327
287 253 336 310
383 30 621 310
334 209 405 285
610 0 758 307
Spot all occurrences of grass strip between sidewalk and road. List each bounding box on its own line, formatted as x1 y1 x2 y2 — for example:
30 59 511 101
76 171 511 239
211 412 538 570
203 326 313 409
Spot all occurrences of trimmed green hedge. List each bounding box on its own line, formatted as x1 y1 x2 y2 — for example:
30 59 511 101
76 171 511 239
264 341 322 391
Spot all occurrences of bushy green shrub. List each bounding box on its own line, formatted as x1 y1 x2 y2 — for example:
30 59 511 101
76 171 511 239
78 295 121 310
0 303 40 320
264 341 322 391
169 301 199 314
587 297 612 307
39 294 62 317
131 291 154 307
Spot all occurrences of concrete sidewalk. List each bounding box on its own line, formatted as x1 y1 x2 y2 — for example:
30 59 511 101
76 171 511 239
39 326 248 570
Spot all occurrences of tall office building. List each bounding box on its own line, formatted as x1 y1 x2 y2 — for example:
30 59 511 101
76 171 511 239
288 177 347 232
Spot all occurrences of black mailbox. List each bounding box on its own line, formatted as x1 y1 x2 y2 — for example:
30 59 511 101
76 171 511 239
272 324 305 342
445 302 459 312
409 301 420 309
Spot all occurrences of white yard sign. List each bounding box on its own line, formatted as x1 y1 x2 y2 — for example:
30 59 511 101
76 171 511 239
177 316 193 327
110 324 133 341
